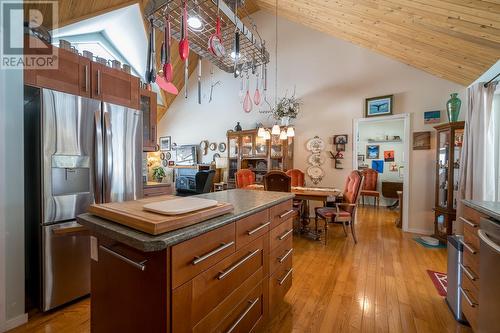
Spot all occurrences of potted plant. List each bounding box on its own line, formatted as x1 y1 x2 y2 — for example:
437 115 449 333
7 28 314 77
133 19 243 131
152 166 166 183
272 94 301 126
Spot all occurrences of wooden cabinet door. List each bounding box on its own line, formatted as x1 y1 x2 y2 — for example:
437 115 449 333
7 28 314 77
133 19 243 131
140 89 157 152
91 63 139 109
25 44 81 95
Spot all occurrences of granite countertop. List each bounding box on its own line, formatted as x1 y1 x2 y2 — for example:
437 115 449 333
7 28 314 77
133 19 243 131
463 200 500 221
77 189 294 252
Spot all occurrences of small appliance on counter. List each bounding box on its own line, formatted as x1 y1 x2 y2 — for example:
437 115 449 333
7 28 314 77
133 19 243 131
446 235 466 323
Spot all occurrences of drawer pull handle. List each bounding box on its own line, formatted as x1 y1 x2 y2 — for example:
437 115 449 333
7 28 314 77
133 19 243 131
278 248 293 263
279 209 295 219
459 217 477 228
460 263 477 281
278 268 293 285
459 287 478 308
218 248 260 280
225 297 260 333
84 65 89 92
99 245 146 271
278 229 293 241
247 221 271 235
192 241 235 265
459 239 477 254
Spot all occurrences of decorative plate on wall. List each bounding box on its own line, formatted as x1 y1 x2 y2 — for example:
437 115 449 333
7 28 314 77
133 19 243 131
308 153 325 166
307 166 325 184
165 152 171 160
200 140 209 155
306 136 325 153
209 143 217 151
218 142 226 153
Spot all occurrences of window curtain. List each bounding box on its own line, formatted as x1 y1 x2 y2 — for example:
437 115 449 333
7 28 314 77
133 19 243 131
458 81 499 217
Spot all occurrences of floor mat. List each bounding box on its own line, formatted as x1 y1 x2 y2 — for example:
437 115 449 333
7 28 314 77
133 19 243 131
413 237 447 248
427 270 447 296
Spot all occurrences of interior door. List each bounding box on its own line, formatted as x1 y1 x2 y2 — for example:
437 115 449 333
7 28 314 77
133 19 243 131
103 102 143 203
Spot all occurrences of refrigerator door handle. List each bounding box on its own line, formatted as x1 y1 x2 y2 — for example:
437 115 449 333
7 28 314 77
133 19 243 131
94 110 103 204
103 110 112 203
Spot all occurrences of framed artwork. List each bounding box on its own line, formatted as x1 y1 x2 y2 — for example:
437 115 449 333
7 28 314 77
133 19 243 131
365 95 393 117
168 160 175 166
384 150 395 162
424 111 441 124
413 131 431 150
366 145 380 159
333 135 348 144
389 162 398 171
371 160 384 173
357 154 365 163
159 136 171 151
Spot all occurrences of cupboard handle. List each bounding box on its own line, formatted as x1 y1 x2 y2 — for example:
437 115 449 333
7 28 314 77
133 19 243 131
225 297 260 333
278 248 293 263
192 241 235 265
459 287 477 307
84 65 89 92
459 239 477 254
217 248 260 280
99 245 146 271
279 209 295 219
460 263 477 281
278 268 293 285
97 70 101 96
247 221 270 235
459 217 477 228
278 229 293 241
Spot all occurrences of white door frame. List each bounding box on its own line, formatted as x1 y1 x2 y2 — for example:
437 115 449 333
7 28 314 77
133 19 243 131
352 113 411 232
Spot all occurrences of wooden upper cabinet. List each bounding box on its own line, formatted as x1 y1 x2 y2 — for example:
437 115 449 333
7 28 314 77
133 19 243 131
140 88 158 152
91 62 139 109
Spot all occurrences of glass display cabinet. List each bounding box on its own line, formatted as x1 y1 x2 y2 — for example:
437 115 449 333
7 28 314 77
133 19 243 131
433 121 464 242
226 128 294 188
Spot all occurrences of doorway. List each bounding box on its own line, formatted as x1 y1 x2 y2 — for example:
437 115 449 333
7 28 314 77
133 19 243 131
353 114 410 231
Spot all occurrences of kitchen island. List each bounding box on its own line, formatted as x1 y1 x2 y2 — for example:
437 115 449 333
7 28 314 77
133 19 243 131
78 189 295 333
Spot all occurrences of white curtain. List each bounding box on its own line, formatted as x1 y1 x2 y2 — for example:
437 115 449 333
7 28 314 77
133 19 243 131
458 81 499 213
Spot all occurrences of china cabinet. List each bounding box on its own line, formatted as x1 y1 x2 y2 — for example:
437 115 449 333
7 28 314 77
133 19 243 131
433 121 464 242
227 128 294 188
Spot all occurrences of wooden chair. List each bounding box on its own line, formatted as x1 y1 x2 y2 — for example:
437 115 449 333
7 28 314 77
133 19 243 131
235 169 255 188
263 171 291 192
360 168 380 206
286 169 306 230
315 170 364 244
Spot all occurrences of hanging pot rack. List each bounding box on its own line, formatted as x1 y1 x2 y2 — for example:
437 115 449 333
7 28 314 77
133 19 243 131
144 0 269 73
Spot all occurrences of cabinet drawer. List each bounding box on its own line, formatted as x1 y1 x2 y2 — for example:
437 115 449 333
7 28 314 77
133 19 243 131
269 235 293 276
171 223 236 289
270 218 293 251
236 209 270 250
462 205 486 226
461 265 479 296
172 236 268 330
269 259 292 317
463 226 480 251
460 276 479 332
143 186 172 197
463 243 480 277
269 200 294 228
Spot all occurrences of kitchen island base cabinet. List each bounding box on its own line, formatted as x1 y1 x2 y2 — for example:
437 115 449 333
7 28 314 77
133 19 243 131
85 196 293 333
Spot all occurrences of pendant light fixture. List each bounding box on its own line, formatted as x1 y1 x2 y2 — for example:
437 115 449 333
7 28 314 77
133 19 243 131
257 126 266 138
264 130 271 140
279 130 287 140
286 126 295 137
271 124 280 135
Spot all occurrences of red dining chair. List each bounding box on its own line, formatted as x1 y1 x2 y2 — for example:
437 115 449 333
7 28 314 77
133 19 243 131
360 168 380 206
286 169 306 231
315 170 364 244
235 169 255 188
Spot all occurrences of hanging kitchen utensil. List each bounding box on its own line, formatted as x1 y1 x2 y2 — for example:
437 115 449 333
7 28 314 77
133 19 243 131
197 58 202 104
163 7 173 82
254 67 261 105
208 0 225 57
233 30 240 78
243 71 252 113
238 75 244 103
184 57 189 98
179 0 189 61
150 19 156 84
145 18 153 83
156 75 179 95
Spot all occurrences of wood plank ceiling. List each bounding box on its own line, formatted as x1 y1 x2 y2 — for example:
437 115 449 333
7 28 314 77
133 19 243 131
32 0 500 119
255 0 500 86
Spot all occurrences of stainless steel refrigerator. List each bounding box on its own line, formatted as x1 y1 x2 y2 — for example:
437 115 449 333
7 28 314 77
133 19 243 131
24 86 143 311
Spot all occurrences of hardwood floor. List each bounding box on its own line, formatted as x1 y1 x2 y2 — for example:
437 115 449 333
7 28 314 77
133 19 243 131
9 207 471 333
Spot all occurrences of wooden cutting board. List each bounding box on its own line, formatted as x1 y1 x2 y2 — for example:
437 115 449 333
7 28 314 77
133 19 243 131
88 195 234 235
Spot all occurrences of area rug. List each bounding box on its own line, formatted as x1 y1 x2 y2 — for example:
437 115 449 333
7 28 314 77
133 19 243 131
413 237 447 248
427 270 447 296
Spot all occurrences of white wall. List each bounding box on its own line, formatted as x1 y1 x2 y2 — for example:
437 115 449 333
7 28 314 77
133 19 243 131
158 10 466 234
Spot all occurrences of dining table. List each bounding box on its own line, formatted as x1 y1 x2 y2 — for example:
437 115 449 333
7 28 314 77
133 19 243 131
243 184 343 239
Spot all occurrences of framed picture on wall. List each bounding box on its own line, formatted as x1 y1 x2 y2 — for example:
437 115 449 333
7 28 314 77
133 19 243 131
384 150 395 162
159 136 171 151
413 131 431 150
366 145 380 159
365 95 393 117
